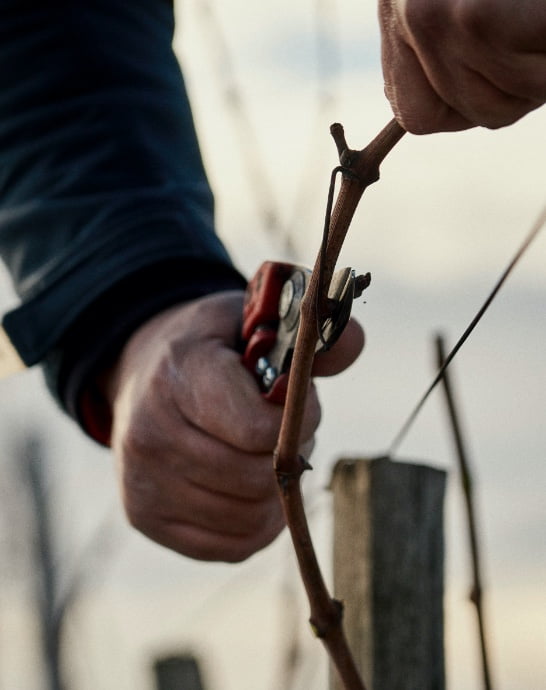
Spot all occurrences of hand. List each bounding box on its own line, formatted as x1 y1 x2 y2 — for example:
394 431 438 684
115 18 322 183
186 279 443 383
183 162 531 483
378 0 546 133
102 291 364 562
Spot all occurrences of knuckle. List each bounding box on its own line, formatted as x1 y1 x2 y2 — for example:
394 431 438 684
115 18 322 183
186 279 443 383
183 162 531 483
117 407 164 461
453 0 492 36
120 425 151 460
151 348 180 398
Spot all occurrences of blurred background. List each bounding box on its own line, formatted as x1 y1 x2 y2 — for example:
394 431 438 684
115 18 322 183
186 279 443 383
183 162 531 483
0 1 544 688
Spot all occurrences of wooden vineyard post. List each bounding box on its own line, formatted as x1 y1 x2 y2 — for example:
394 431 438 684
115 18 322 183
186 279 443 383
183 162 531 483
153 654 205 690
330 457 447 690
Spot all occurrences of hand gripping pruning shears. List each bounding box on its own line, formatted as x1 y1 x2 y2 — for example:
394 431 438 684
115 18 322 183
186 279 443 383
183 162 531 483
241 261 369 403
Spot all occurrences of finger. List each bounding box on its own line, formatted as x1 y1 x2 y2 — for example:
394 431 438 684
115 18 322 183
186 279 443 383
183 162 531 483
157 428 280 501
312 317 365 377
117 436 286 558
382 36 473 133
134 475 283 539
170 343 322 452
141 504 285 562
384 0 546 132
113 394 280 501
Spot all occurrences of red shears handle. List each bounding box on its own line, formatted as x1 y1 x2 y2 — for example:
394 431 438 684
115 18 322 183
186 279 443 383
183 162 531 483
242 260 364 403
241 261 296 403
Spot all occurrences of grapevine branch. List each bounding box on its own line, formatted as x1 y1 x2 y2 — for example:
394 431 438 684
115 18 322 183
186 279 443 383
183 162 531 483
273 118 405 689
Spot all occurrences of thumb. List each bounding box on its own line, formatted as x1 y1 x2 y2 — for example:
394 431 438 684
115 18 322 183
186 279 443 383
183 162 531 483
312 317 364 377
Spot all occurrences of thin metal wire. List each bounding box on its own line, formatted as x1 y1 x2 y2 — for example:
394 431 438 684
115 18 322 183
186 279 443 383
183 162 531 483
316 165 360 348
388 205 546 457
316 166 345 347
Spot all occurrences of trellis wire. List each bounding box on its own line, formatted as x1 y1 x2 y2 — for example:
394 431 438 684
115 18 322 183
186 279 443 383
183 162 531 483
388 205 546 456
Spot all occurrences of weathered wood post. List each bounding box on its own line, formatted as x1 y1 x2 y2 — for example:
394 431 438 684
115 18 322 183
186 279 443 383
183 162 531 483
330 457 446 690
153 654 205 690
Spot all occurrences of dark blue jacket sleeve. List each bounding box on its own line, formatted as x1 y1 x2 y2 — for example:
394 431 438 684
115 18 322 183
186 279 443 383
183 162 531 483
0 0 246 439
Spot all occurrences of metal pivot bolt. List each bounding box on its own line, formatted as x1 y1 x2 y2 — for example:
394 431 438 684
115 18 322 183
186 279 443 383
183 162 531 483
278 269 308 332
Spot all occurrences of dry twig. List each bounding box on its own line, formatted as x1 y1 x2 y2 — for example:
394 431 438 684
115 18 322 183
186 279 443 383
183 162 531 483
273 119 405 689
436 334 494 690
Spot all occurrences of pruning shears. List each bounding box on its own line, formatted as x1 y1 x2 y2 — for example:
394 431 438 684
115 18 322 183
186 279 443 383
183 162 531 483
241 261 369 403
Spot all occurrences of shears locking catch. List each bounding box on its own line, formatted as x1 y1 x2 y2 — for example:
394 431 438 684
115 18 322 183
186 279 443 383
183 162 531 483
242 261 369 403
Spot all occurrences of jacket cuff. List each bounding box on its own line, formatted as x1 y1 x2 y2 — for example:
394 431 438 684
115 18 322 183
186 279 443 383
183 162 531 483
45 258 246 445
